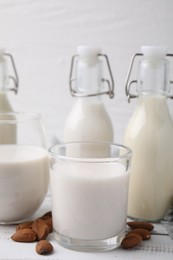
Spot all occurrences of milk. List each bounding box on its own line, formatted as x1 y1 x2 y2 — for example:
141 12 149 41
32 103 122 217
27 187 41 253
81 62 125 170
64 98 113 142
124 95 173 220
50 162 129 240
64 98 113 157
0 92 16 144
0 145 49 223
0 92 13 112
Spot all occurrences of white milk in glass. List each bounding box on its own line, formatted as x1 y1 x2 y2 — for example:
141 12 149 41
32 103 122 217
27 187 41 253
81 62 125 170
50 162 129 240
0 145 49 223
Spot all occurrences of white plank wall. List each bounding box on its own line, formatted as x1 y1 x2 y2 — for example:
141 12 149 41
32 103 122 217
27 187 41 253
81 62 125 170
0 0 172 145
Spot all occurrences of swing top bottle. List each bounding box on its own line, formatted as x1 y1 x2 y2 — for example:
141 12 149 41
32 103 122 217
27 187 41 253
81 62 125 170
64 46 114 143
124 46 173 221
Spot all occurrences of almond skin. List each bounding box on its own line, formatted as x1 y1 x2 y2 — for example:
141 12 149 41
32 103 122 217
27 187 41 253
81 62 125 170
127 221 154 231
16 221 33 231
36 240 53 255
42 218 53 233
32 218 50 241
11 228 37 242
128 228 151 240
41 211 52 218
121 234 142 249
40 211 52 233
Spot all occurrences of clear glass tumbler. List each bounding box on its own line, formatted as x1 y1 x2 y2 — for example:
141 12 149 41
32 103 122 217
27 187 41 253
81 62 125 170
49 142 132 252
0 112 49 224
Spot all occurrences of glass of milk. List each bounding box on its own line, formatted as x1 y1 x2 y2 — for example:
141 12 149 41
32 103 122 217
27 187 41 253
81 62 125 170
0 112 49 224
49 142 132 251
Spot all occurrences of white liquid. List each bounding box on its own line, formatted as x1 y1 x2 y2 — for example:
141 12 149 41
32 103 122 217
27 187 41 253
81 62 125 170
124 95 173 220
0 92 16 144
0 92 13 112
0 145 49 223
51 162 129 240
64 98 113 142
64 98 113 157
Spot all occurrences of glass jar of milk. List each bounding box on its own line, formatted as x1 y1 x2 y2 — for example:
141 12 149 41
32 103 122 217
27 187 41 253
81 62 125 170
124 46 173 221
49 142 132 251
0 112 49 224
64 45 114 144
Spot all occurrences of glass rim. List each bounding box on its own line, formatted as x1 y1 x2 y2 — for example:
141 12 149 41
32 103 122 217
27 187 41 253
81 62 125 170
0 112 42 124
48 142 132 163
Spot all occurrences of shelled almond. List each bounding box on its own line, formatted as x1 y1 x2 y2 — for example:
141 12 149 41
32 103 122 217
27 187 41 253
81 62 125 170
16 221 33 231
127 221 154 231
11 211 53 255
36 240 53 255
32 218 50 240
11 217 155 253
121 221 154 250
121 233 142 249
11 228 37 242
127 228 151 240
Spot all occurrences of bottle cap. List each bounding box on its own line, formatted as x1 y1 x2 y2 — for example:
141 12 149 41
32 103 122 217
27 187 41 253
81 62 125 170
141 46 167 60
77 45 101 58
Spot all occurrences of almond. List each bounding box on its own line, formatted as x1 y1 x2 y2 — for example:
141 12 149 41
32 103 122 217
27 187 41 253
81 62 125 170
128 228 151 240
16 221 33 231
36 240 53 255
11 228 37 242
32 218 50 240
39 211 53 233
127 221 154 231
121 233 142 249
41 211 52 219
42 218 53 233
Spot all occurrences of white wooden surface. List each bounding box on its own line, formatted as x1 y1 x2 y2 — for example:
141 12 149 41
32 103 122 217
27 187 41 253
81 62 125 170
0 194 173 259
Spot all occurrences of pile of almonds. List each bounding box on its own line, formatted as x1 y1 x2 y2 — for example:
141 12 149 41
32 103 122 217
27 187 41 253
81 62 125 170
121 221 154 249
11 213 154 254
11 211 53 255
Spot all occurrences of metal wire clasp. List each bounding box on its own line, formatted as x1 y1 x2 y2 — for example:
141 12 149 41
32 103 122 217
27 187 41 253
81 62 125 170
4 53 19 94
125 53 142 103
69 54 114 98
167 54 173 99
125 53 173 102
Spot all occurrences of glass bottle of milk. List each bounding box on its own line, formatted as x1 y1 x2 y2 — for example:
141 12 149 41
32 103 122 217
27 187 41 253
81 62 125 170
124 46 173 221
0 49 19 143
64 46 114 147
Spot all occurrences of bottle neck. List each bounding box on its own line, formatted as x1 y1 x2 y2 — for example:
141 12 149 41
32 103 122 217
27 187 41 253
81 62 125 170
0 56 7 91
69 46 114 98
137 57 169 96
75 95 102 103
75 56 102 95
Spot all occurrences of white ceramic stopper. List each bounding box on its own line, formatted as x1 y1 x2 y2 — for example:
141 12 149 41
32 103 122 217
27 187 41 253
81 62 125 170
141 46 167 60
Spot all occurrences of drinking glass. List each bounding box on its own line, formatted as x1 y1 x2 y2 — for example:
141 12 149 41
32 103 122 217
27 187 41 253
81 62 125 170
49 142 132 252
0 112 49 224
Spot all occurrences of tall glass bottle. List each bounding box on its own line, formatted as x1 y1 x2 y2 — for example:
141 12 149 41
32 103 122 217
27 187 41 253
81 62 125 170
124 46 173 221
64 46 114 146
0 49 19 143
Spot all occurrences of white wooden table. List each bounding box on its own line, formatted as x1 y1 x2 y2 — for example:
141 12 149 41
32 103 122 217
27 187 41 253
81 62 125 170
0 193 173 260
